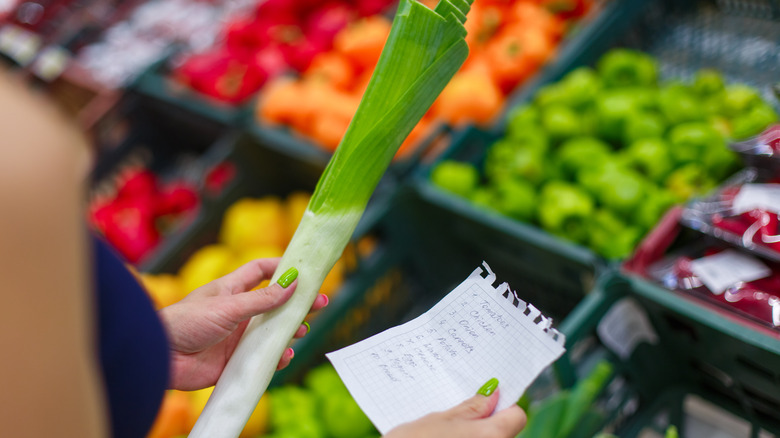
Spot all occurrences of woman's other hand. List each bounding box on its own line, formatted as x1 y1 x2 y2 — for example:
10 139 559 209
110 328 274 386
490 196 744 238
158 258 328 390
384 379 527 438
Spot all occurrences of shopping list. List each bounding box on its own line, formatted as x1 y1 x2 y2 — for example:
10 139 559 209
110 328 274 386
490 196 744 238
326 261 566 434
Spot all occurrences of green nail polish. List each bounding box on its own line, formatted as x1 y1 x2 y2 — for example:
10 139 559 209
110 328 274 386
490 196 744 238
477 378 499 396
303 321 311 334
277 267 298 288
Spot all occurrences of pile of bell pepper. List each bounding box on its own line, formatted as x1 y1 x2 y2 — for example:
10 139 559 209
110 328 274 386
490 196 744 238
266 363 378 438
89 167 199 264
173 0 394 104
431 48 779 259
256 0 593 156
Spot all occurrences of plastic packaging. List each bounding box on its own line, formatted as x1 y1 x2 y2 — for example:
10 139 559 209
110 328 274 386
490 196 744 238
681 167 780 262
646 245 780 330
729 124 780 171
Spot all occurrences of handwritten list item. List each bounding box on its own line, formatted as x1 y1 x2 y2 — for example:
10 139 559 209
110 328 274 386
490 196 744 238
326 262 566 434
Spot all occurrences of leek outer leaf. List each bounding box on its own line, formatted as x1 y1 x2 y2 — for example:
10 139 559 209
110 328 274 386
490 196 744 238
189 1 473 437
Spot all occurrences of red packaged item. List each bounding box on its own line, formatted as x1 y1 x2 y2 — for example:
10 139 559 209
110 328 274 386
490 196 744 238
730 124 780 171
681 167 780 261
626 208 780 332
658 249 780 330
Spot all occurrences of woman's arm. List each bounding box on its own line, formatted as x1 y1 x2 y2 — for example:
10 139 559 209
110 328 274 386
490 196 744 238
0 71 107 437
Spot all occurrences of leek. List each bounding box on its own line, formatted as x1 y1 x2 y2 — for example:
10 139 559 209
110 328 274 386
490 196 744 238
189 1 473 436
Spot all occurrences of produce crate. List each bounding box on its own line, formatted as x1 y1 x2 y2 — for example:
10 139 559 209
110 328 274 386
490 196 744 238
132 64 253 127
551 272 780 437
88 92 227 184
87 94 231 266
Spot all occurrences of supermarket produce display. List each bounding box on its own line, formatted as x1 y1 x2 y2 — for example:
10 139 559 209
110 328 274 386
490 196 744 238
172 0 397 105
254 0 594 155
429 48 778 260
2 0 780 437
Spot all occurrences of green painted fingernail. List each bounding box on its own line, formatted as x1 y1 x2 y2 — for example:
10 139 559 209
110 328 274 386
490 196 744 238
477 378 499 396
277 267 298 288
303 321 310 334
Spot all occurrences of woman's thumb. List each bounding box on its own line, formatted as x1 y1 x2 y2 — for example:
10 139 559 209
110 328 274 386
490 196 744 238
448 378 501 420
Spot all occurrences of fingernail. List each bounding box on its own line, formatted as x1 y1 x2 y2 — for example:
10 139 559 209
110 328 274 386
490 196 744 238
321 294 329 307
477 378 499 396
277 267 298 288
287 348 295 359
303 321 310 334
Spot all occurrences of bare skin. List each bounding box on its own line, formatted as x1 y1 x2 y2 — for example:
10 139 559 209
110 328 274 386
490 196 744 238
0 70 106 437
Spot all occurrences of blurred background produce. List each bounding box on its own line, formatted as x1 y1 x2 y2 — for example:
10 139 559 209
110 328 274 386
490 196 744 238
2 0 780 437
430 48 779 260
255 0 595 156
140 192 351 310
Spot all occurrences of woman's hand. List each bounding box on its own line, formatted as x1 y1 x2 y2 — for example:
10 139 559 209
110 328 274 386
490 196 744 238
158 258 328 390
384 380 527 438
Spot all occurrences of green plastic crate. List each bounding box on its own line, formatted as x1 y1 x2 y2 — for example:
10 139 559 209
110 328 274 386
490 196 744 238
89 92 228 183
131 64 252 127
554 273 780 437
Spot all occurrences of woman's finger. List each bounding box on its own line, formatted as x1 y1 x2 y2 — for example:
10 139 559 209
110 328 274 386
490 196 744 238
447 385 500 420
481 405 527 437
220 258 282 295
276 348 294 370
310 293 329 313
293 322 310 339
226 278 297 322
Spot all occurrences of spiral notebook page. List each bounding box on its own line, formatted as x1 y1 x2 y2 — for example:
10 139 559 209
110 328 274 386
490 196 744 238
326 262 566 434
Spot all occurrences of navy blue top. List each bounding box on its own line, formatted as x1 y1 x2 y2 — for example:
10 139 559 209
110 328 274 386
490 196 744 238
92 235 170 438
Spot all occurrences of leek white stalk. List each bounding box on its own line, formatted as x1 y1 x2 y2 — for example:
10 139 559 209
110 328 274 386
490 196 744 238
189 1 473 436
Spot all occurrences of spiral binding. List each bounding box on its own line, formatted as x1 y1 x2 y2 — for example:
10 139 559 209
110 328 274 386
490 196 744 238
470 261 566 346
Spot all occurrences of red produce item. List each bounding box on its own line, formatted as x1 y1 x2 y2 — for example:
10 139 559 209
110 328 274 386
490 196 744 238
102 198 160 263
280 34 329 72
156 183 199 216
204 161 236 195
117 168 157 200
255 0 300 17
304 2 355 43
175 49 267 103
90 200 118 233
354 0 393 17
252 43 290 79
224 17 271 51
